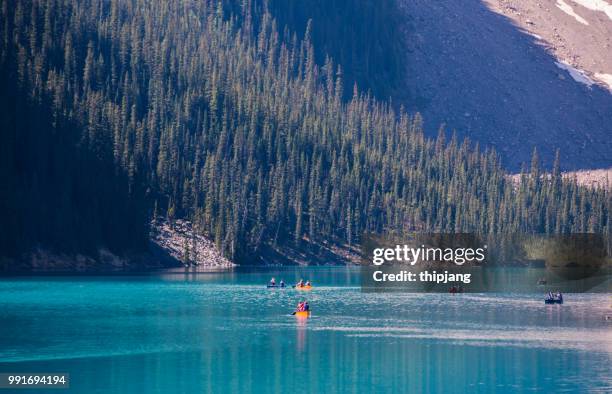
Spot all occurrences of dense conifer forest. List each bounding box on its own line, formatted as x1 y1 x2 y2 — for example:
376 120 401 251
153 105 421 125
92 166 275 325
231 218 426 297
0 0 609 264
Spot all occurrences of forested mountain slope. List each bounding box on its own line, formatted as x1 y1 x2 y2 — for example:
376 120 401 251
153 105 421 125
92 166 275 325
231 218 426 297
0 0 609 265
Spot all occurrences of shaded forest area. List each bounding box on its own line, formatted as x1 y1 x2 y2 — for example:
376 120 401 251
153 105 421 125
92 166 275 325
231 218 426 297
0 0 609 265
0 41 148 258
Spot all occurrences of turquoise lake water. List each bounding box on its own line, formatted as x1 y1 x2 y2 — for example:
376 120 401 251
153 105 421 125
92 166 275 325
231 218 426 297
0 267 610 393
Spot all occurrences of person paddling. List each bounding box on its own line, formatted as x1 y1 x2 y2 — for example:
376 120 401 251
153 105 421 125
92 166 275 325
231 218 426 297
280 280 285 288
269 277 276 286
296 279 304 288
292 300 311 316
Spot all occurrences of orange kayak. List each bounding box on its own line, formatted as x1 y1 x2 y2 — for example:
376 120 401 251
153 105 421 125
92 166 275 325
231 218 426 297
295 285 312 290
294 311 311 318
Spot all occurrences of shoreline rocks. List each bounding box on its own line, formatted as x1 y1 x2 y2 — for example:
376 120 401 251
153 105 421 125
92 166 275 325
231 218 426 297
150 218 235 268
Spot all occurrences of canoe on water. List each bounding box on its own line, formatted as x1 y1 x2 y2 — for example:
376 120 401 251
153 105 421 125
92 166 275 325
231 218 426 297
294 311 311 318
545 298 563 304
266 284 286 288
294 285 312 290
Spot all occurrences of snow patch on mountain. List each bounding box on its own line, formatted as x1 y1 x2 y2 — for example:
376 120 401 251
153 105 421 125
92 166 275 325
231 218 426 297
594 73 612 89
556 0 590 25
555 60 595 86
572 0 612 21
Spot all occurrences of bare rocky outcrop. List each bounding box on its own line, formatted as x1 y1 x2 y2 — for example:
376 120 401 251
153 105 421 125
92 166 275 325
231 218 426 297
562 167 612 189
150 218 235 268
509 167 611 189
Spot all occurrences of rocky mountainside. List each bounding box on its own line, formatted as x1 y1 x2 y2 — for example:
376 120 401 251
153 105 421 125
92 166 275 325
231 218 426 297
397 0 612 171
151 219 234 268
487 0 612 91
563 167 611 189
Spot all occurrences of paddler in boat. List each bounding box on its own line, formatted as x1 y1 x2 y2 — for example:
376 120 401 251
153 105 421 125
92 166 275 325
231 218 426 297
294 301 310 316
279 279 285 288
269 277 276 287
305 280 311 287
296 279 304 288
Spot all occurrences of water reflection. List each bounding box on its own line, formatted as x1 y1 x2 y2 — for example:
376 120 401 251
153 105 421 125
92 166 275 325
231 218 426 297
296 317 308 353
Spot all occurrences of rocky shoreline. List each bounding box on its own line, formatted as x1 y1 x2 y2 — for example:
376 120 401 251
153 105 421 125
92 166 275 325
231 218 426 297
0 218 234 273
150 218 235 269
0 218 366 272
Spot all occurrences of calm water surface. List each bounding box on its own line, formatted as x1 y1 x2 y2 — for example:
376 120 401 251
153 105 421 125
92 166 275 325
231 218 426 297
0 267 610 393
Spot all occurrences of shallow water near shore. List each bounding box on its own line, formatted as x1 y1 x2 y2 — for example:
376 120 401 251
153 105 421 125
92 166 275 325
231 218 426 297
0 267 610 393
